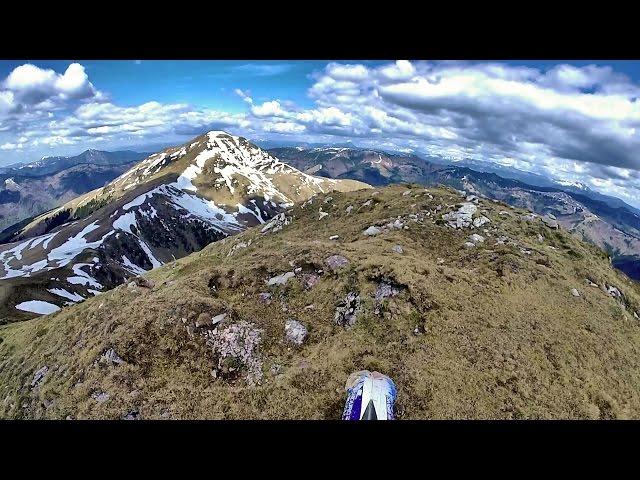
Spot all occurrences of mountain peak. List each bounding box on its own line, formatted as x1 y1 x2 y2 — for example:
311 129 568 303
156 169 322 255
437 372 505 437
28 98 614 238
0 132 369 323
205 130 236 139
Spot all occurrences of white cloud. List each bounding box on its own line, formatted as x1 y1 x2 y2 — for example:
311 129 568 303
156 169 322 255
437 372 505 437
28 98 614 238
251 100 287 117
0 141 23 150
234 88 253 104
2 63 98 110
2 60 640 207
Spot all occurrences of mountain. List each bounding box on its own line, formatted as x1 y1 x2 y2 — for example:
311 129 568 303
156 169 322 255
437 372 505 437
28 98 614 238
0 132 368 324
0 149 148 231
270 147 640 280
1 184 639 419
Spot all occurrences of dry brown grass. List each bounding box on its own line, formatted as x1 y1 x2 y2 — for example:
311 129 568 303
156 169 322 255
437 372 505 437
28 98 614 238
1 184 639 419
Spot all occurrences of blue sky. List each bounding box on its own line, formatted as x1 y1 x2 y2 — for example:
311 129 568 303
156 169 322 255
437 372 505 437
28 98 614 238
0 60 381 111
0 60 640 206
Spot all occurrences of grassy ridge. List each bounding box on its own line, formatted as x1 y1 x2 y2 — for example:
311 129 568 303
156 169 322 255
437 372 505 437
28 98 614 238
1 184 639 419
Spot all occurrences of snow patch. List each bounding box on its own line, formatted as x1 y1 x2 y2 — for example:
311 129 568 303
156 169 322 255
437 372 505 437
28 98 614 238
15 300 60 315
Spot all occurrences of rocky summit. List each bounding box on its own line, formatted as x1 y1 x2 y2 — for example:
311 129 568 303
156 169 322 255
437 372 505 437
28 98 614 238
1 183 639 419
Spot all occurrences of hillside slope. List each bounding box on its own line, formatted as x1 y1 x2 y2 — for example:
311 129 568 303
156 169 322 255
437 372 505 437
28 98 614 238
0 132 367 324
0 150 146 231
1 184 639 419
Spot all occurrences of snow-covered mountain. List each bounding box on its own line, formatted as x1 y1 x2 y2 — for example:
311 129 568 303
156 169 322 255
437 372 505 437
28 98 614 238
0 131 369 322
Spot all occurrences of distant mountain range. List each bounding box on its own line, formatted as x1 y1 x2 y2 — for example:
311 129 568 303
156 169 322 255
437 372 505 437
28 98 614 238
0 149 149 231
269 147 640 280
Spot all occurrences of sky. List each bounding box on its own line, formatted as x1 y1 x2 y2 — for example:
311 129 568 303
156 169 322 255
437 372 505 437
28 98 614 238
1 59 640 207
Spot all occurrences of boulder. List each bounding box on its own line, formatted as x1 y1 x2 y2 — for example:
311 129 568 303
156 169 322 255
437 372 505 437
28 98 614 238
325 254 349 271
261 213 290 234
284 319 308 345
571 288 581 297
442 203 477 229
266 271 295 286
100 348 124 365
91 392 110 403
473 216 490 228
363 226 382 236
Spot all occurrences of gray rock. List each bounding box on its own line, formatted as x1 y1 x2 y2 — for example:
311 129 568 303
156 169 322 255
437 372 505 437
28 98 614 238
464 242 476 248
258 292 272 303
363 226 382 236
133 276 155 289
266 271 295 286
442 203 477 228
325 254 349 271
203 313 227 327
469 233 485 244
607 285 623 298
261 213 291 234
227 241 249 256
302 273 320 290
541 216 559 229
334 292 360 327
91 392 110 403
284 319 308 345
31 366 48 388
392 245 404 254
392 219 404 229
374 282 404 315
495 235 509 245
100 348 124 365
123 410 139 420
472 216 490 228
571 288 581 297
345 205 353 214
329 235 340 240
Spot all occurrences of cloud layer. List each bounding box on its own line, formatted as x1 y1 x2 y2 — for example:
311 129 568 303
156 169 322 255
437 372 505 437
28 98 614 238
1 60 640 206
